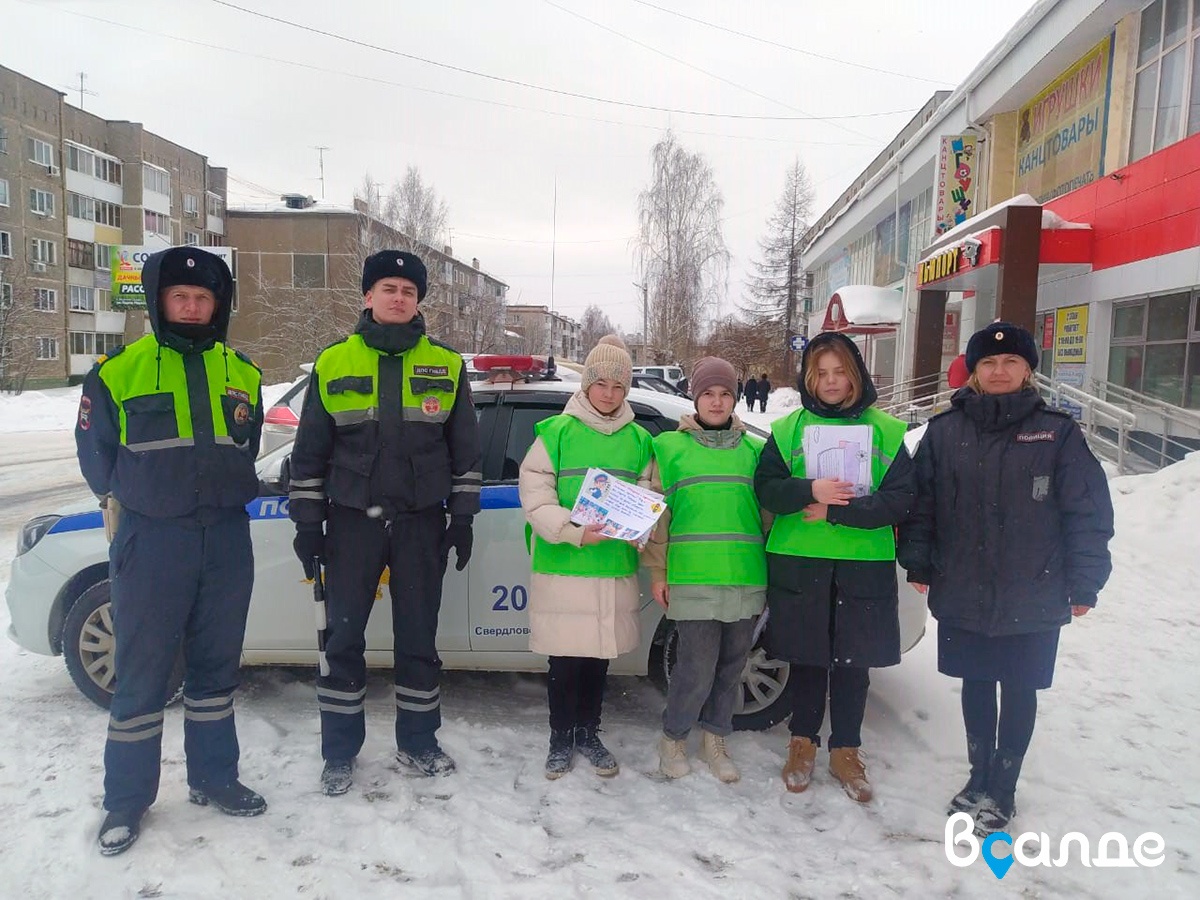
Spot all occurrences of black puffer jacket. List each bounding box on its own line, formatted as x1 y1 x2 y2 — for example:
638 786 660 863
897 387 1114 637
755 333 916 668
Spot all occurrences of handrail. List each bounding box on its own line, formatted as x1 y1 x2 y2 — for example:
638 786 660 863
1090 379 1200 429
1036 374 1137 473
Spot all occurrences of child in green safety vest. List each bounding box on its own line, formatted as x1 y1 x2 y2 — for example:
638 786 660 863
518 335 654 780
754 332 916 802
643 356 770 783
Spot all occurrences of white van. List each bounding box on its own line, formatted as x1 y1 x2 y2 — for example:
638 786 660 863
632 364 685 387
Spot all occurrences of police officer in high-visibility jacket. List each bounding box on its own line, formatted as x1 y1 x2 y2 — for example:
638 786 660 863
288 250 481 796
75 247 267 857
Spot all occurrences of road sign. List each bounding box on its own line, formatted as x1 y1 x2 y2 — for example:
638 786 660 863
789 335 808 352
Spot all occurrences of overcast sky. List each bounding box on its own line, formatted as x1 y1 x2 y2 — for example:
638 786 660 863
3 0 1036 334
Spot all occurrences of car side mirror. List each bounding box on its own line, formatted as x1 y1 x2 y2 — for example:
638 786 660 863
257 454 292 497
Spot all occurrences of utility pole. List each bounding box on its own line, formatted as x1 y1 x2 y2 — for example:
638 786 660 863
633 280 648 365
313 146 330 199
549 176 557 359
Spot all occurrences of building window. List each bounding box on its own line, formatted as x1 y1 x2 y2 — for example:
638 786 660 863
206 193 224 218
1 282 11 307
67 144 95 177
1130 0 1200 162
0 123 7 154
292 254 327 288
67 192 96 222
184 231 201 246
143 163 170 196
204 233 225 247
0 231 11 258
144 210 171 236
30 239 57 266
97 157 122 185
1109 291 1200 407
36 337 60 360
96 288 112 312
95 243 114 270
95 200 121 228
0 178 8 207
454 269 466 286
69 285 96 311
68 331 119 355
34 288 57 312
183 193 199 217
68 239 96 270
29 188 55 217
27 137 54 168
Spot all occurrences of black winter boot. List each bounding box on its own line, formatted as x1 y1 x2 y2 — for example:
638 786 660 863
98 808 146 856
974 749 1023 835
188 780 268 817
544 728 575 780
574 725 618 776
321 759 354 796
396 744 457 777
947 734 992 815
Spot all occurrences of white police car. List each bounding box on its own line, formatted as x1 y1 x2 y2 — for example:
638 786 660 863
6 355 926 729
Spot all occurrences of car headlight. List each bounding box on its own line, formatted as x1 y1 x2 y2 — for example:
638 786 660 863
16 515 60 557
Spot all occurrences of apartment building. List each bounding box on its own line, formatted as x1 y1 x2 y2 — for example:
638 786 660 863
0 64 229 387
504 305 582 362
226 195 509 380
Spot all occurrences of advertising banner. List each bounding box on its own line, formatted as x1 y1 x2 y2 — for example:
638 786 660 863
111 246 235 310
1016 35 1113 203
935 134 978 235
1054 304 1089 364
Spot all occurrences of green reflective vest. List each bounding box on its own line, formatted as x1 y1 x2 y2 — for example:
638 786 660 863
530 414 653 577
653 430 767 586
94 333 262 517
99 335 261 450
766 406 907 561
315 333 461 426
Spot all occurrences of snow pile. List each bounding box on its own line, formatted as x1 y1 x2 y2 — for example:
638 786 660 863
0 383 294 435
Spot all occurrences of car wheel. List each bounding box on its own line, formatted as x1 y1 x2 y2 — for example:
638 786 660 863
658 618 792 732
61 580 185 710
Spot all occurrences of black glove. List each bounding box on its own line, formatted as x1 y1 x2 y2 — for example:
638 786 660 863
441 516 474 571
293 524 325 579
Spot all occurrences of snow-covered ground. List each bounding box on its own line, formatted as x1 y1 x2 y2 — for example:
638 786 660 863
0 390 1197 898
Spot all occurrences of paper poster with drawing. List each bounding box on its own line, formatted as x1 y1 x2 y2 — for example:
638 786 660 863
802 424 874 497
569 467 667 542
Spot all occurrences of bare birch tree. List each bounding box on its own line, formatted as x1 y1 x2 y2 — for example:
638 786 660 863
635 130 729 364
742 159 815 375
0 260 43 393
579 304 615 357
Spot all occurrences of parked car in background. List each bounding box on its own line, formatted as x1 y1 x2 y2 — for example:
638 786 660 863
6 355 927 730
632 364 685 388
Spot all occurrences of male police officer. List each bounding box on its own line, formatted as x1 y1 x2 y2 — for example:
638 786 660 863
288 250 481 795
75 247 267 856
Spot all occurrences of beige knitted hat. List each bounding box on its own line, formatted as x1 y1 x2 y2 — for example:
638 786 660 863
582 334 633 393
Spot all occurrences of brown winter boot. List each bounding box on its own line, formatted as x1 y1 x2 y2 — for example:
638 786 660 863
782 736 817 793
829 747 872 803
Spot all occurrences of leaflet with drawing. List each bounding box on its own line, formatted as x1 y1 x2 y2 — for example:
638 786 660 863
569 468 667 542
802 424 874 497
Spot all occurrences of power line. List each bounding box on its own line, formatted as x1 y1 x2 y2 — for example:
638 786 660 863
28 1 907 145
627 0 953 87
206 0 911 124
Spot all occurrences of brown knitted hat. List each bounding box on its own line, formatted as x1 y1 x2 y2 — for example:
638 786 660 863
690 356 737 398
582 334 633 392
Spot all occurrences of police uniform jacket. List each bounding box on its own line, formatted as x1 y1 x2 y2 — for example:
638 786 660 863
287 310 481 525
897 386 1115 637
75 250 263 519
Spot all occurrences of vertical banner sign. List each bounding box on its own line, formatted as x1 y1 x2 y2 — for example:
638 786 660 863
1016 35 1114 202
935 135 977 235
111 246 235 310
1054 304 1089 364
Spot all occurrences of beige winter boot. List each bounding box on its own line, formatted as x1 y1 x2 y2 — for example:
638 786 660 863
699 731 740 784
829 747 873 803
782 736 817 793
657 735 691 779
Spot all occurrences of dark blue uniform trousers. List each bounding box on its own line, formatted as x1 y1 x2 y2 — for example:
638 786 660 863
317 504 447 762
104 507 254 814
